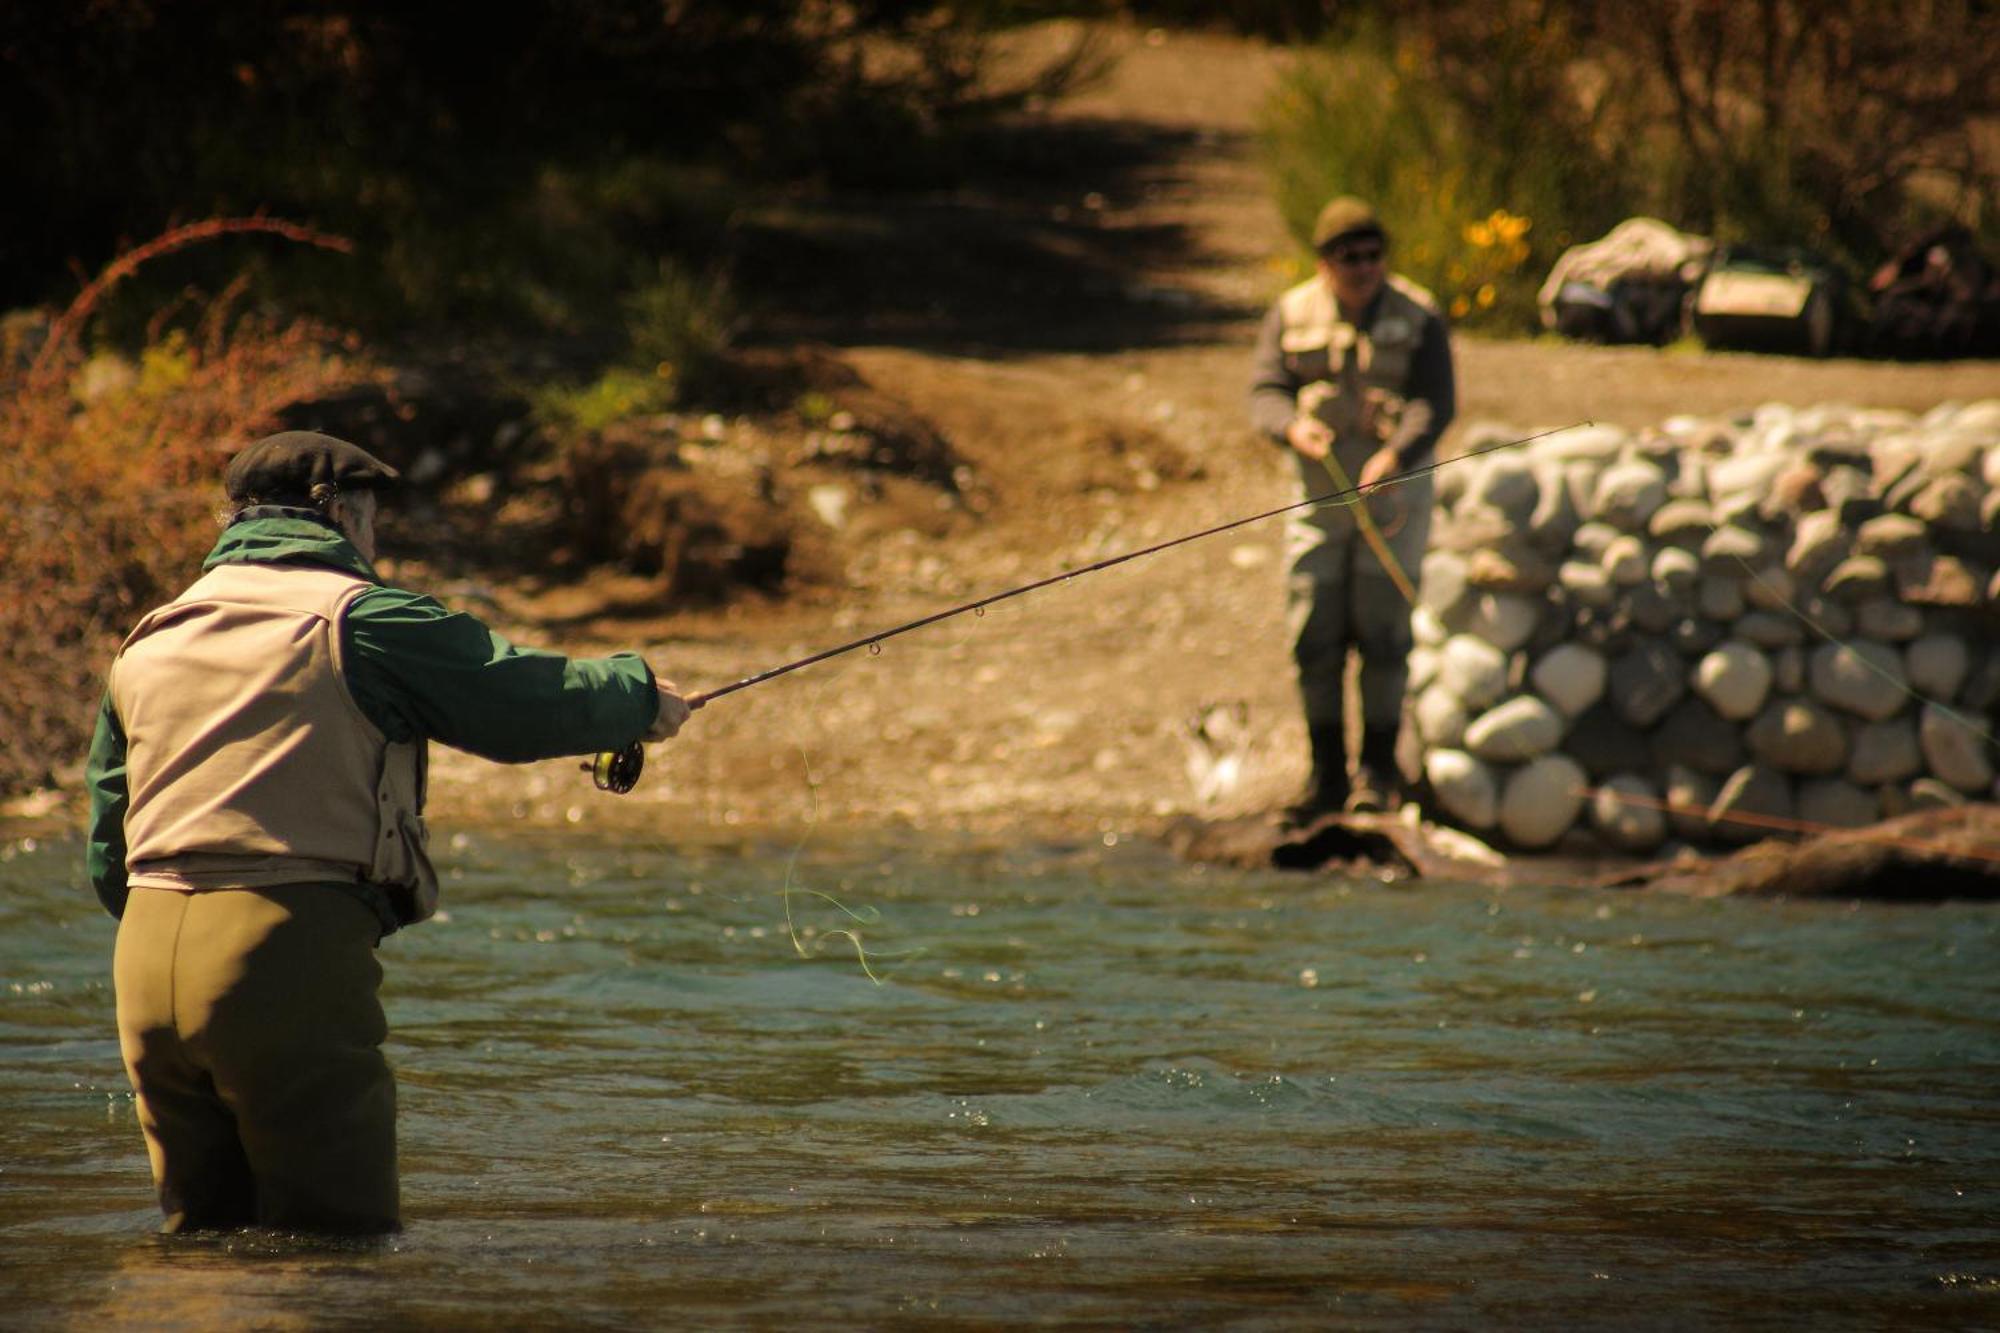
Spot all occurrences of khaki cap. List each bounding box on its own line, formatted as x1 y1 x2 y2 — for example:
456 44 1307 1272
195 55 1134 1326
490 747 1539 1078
1311 196 1387 251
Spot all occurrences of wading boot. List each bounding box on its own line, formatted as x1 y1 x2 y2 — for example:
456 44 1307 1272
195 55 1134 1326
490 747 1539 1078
1346 726 1401 813
1283 722 1349 826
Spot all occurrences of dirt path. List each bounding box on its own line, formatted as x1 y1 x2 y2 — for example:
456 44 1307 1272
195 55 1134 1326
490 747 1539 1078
425 21 1999 844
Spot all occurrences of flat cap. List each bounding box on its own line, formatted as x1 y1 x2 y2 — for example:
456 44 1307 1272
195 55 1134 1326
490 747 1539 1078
1311 195 1387 251
225 431 400 503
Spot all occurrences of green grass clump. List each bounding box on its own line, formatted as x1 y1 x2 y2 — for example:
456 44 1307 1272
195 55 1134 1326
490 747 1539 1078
623 261 733 404
531 258 736 438
532 367 675 436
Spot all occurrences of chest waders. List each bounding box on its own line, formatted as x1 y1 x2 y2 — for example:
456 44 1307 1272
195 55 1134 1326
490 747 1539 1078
1284 294 1432 818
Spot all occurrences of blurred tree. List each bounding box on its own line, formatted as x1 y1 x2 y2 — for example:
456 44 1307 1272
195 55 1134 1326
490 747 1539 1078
1369 0 1999 263
1616 0 1998 255
0 2 1086 316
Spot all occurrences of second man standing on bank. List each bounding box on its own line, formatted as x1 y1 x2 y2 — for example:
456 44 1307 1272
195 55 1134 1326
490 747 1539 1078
1250 196 1456 818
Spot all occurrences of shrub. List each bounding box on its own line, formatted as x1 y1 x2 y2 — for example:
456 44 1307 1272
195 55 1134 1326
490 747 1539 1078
0 220 379 794
623 260 734 404
525 258 736 448
1258 24 1625 331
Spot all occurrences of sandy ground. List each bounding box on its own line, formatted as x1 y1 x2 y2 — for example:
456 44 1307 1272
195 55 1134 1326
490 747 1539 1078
401 23 1998 849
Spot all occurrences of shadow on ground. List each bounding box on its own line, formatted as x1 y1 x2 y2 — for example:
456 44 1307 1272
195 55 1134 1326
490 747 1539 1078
734 116 1255 354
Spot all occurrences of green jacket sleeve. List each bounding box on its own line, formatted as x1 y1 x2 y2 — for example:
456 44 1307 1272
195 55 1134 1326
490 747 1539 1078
341 586 660 762
1248 303 1303 444
85 690 130 918
1382 308 1456 470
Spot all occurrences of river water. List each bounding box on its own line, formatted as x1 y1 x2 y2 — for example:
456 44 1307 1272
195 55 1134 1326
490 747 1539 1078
2 826 1996 1329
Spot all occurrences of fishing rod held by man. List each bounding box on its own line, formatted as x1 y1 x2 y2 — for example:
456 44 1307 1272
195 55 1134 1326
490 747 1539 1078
588 421 1586 793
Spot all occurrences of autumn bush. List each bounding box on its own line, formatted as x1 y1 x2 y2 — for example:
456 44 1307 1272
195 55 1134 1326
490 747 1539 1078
0 220 380 794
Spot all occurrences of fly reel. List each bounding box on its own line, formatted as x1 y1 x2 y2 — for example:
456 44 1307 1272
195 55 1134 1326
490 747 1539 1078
587 740 645 794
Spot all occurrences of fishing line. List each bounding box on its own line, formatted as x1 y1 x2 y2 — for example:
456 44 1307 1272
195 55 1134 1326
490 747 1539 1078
1727 556 1998 749
1311 448 1417 604
1582 499 1997 841
773 738 920 984
763 626 945 984
589 421 1586 792
680 430 1567 709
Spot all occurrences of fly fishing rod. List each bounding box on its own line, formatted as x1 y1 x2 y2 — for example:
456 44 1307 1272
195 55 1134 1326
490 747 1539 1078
586 422 1590 793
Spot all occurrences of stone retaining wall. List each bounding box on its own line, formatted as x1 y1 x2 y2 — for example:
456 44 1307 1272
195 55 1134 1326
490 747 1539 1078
1406 400 2000 852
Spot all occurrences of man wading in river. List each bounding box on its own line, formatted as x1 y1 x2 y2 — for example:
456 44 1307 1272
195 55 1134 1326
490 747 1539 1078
1250 196 1456 819
85 432 693 1233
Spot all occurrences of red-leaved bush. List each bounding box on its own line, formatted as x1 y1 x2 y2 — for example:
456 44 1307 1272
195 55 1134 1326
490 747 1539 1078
0 218 381 793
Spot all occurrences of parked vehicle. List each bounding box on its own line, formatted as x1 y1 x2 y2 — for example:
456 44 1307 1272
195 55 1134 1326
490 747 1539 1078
1865 226 2000 360
1537 217 1713 346
1690 245 1847 357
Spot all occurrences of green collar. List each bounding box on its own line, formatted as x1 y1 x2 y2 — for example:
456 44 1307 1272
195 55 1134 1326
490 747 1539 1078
202 508 381 581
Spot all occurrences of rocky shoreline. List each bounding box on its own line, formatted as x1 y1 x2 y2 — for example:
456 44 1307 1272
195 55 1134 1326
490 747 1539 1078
1404 399 2000 854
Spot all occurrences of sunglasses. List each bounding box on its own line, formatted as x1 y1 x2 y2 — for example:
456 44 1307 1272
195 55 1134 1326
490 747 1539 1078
1327 245 1384 267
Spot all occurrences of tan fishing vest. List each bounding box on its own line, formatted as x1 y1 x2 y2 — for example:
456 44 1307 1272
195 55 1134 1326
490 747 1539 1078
110 562 438 926
1277 272 1439 452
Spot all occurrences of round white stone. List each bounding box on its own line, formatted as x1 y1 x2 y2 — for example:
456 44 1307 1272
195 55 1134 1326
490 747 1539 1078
1692 640 1774 721
1589 774 1667 852
1847 717 1923 786
1602 535 1650 586
1407 645 1440 695
1464 695 1567 762
1419 550 1470 619
1438 634 1511 712
1651 546 1701 596
1463 592 1543 653
1411 605 1448 648
1415 684 1470 748
1529 643 1608 718
1498 754 1589 849
1559 561 1616 608
1663 764 1720 840
1919 701 1996 793
1905 634 1970 702
1426 749 1498 829
1471 457 1540 520
1796 778 1879 830
1809 641 1910 721
1590 458 1668 529
1535 423 1633 463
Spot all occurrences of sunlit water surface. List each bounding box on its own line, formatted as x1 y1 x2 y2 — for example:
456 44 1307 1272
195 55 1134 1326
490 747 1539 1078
2 828 1996 1330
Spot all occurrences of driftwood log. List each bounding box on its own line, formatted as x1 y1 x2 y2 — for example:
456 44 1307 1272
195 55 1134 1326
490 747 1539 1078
1597 803 2000 900
1169 803 2000 902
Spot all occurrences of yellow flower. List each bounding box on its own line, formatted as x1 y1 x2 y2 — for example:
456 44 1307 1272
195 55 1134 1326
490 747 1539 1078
1476 283 1497 308
1491 209 1531 243
1449 295 1471 319
1464 221 1494 248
